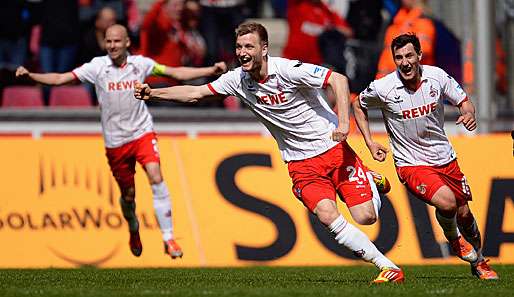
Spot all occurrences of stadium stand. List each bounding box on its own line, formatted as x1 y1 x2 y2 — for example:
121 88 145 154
49 85 93 108
1 86 44 109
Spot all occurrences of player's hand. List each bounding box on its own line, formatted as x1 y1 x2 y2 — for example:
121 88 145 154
368 142 388 162
456 112 476 131
212 62 228 75
15 66 29 78
134 81 151 101
331 125 349 142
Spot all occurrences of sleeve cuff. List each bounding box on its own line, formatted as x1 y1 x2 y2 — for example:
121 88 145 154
207 83 219 95
322 69 333 89
456 96 469 107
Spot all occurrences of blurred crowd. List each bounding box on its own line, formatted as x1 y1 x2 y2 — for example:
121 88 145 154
0 0 508 109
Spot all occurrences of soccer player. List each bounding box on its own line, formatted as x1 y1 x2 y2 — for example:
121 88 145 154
134 22 404 283
353 33 498 280
16 24 228 260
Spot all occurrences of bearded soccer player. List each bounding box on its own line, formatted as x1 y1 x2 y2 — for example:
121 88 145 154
353 33 498 280
134 21 403 283
16 24 227 260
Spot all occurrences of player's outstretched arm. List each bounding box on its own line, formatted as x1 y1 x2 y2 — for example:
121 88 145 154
15 66 76 86
352 99 388 162
157 62 228 81
326 72 350 142
134 82 213 103
456 100 477 131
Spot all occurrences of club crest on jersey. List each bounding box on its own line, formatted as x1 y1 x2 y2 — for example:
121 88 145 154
429 85 438 97
132 67 139 75
416 183 427 195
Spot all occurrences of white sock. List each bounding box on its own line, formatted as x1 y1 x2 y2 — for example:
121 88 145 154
152 182 174 241
458 219 485 262
329 215 398 270
366 172 381 218
435 210 460 241
119 197 139 232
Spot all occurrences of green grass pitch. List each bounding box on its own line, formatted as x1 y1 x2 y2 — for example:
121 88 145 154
1 265 512 297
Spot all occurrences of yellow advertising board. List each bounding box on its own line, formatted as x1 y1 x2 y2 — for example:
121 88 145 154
0 134 513 268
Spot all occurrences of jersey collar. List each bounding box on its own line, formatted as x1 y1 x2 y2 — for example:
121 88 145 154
107 52 132 68
394 65 427 89
244 55 277 83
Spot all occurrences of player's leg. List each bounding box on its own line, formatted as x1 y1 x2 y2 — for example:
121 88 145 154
334 144 379 225
441 160 499 279
143 162 182 258
289 143 403 283
119 184 142 257
136 132 182 259
456 204 498 279
397 165 476 263
106 145 141 256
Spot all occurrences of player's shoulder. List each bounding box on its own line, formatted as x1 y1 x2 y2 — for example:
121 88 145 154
127 54 154 65
372 72 398 94
216 66 243 83
421 65 448 80
89 55 110 66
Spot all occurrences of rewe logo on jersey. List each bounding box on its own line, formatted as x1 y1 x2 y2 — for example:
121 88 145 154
256 92 287 105
402 102 437 119
107 80 139 91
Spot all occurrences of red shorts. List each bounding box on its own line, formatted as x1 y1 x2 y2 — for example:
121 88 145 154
287 142 372 212
396 159 472 206
105 132 160 188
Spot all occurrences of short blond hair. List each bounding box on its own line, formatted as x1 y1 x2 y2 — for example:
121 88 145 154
235 22 268 46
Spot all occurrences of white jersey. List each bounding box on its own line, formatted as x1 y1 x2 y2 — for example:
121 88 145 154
359 65 467 167
208 56 339 162
73 55 155 148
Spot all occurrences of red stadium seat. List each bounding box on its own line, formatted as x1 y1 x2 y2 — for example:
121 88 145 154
49 85 93 108
1 86 44 108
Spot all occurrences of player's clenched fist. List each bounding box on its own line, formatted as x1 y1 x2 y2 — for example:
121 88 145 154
134 81 151 100
213 62 228 75
15 66 29 77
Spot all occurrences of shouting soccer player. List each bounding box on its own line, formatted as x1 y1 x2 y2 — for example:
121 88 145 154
16 24 227 260
353 33 498 279
134 22 404 283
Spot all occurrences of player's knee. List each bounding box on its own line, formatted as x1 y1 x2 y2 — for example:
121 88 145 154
432 187 457 214
149 175 163 184
457 205 474 224
353 210 377 225
121 187 136 202
314 201 339 226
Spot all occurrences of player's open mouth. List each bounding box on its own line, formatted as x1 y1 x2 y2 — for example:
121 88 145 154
400 66 413 76
240 56 251 66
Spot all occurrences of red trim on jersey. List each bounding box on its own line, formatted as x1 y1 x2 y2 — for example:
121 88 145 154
71 71 79 81
322 69 333 89
258 75 269 84
457 96 469 107
207 83 219 95
120 61 128 69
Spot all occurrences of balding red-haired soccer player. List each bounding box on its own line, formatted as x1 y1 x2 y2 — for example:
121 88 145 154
16 24 227 260
134 21 404 283
353 33 498 280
